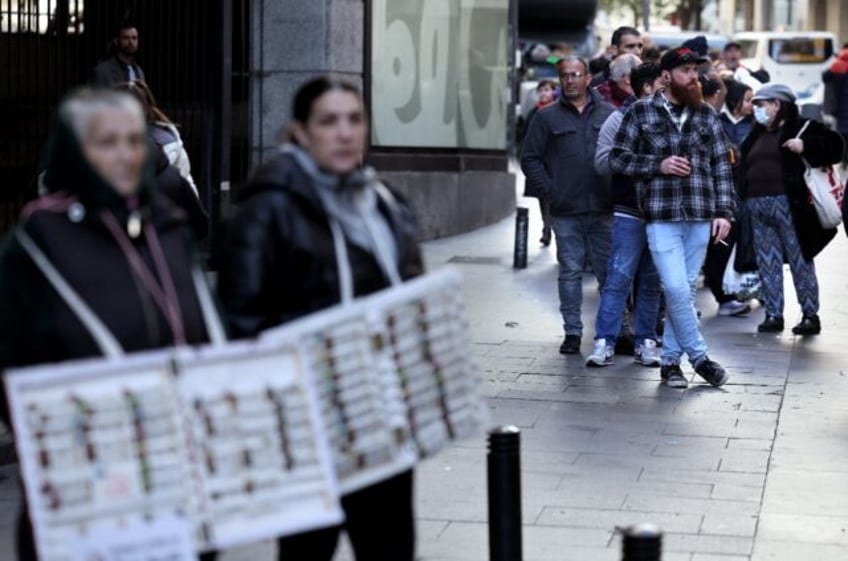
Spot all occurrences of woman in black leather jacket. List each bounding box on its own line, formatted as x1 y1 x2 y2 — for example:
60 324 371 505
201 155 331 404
217 77 423 560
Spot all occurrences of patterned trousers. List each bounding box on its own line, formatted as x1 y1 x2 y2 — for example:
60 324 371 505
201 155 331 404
747 195 819 317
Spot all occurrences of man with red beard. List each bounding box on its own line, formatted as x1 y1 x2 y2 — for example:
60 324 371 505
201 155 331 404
609 47 735 389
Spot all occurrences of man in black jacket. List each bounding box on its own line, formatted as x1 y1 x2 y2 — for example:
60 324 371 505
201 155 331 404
521 56 616 355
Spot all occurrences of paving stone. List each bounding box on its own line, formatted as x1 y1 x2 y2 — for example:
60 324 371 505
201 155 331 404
573 452 722 472
726 438 772 451
536 506 703 533
623 495 761 516
638 468 766 489
712 483 764 503
752 539 848 561
760 470 848 517
756 513 848 545
719 449 771 474
662 533 753 556
701 513 759 537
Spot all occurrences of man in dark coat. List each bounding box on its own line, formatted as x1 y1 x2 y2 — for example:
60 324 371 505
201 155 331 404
92 24 146 87
521 56 616 355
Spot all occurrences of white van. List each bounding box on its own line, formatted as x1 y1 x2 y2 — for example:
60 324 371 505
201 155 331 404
732 31 837 99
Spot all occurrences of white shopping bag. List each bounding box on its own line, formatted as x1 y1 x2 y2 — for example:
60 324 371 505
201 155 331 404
722 245 762 301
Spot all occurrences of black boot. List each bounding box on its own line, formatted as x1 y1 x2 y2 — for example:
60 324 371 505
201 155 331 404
757 315 784 333
792 314 821 335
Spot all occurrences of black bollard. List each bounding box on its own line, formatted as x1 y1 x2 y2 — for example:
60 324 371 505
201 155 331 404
621 523 663 561
513 207 529 269
488 426 522 561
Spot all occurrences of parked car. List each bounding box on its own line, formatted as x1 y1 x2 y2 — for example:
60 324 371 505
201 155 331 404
732 31 837 96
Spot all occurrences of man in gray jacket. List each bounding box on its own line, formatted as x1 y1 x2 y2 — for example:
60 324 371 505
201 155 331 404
92 24 146 88
521 56 616 355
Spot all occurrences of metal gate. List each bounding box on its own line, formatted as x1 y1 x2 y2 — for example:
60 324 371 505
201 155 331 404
0 0 250 237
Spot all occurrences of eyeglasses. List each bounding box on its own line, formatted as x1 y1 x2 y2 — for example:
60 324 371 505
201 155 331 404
560 72 585 81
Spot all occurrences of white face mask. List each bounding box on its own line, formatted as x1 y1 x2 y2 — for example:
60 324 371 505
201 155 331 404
753 106 771 126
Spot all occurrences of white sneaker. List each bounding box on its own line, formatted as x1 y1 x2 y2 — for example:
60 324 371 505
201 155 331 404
635 339 661 367
718 300 752 317
586 338 614 367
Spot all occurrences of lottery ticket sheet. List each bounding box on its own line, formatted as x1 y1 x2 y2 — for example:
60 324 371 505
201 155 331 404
6 343 342 559
6 351 198 561
173 341 342 550
262 267 488 494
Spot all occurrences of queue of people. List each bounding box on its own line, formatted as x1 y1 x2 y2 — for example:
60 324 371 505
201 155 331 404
521 27 845 389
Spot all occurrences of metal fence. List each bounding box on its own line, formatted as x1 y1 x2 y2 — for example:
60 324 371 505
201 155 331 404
0 0 250 238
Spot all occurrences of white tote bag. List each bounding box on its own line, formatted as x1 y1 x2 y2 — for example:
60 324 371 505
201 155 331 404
796 121 844 229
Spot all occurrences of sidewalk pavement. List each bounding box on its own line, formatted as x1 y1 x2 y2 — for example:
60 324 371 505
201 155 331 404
2 190 848 561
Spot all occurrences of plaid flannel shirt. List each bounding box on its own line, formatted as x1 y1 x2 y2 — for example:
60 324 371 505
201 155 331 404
609 92 735 223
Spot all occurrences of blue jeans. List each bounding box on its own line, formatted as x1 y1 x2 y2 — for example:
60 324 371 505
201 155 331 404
552 214 612 336
594 216 662 342
646 221 711 366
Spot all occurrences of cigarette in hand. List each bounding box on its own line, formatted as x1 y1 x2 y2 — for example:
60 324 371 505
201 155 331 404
716 239 729 247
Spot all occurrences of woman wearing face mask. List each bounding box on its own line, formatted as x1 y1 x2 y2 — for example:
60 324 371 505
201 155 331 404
0 90 223 560
738 83 843 335
217 77 423 560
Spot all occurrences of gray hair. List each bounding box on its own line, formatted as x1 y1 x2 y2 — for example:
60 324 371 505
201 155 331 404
609 54 642 82
59 89 145 141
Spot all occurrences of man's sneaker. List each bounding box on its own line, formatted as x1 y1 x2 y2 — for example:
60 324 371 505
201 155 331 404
661 363 688 389
694 357 729 387
634 339 661 367
718 300 752 317
792 314 821 335
559 335 581 355
586 339 614 367
758 315 784 333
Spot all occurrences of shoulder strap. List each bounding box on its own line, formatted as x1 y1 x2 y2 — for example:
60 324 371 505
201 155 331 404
328 219 355 305
15 229 124 359
795 120 811 139
190 265 227 346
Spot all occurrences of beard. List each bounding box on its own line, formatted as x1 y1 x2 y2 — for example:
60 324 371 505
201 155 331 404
669 79 703 109
118 44 137 58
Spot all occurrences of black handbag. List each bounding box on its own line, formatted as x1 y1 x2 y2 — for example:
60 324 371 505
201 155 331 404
734 203 758 272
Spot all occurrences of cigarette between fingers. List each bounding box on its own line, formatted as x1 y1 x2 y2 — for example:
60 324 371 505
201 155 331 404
717 239 729 247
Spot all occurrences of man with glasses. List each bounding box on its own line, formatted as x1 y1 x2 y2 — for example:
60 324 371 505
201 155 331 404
521 57 616 355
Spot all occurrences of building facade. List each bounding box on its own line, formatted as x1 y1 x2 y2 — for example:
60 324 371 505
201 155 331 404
720 0 846 40
0 0 516 241
249 0 516 239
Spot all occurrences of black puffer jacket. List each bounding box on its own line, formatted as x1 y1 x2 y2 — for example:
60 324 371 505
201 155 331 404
154 147 209 241
217 151 424 339
0 116 213 424
739 117 842 261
